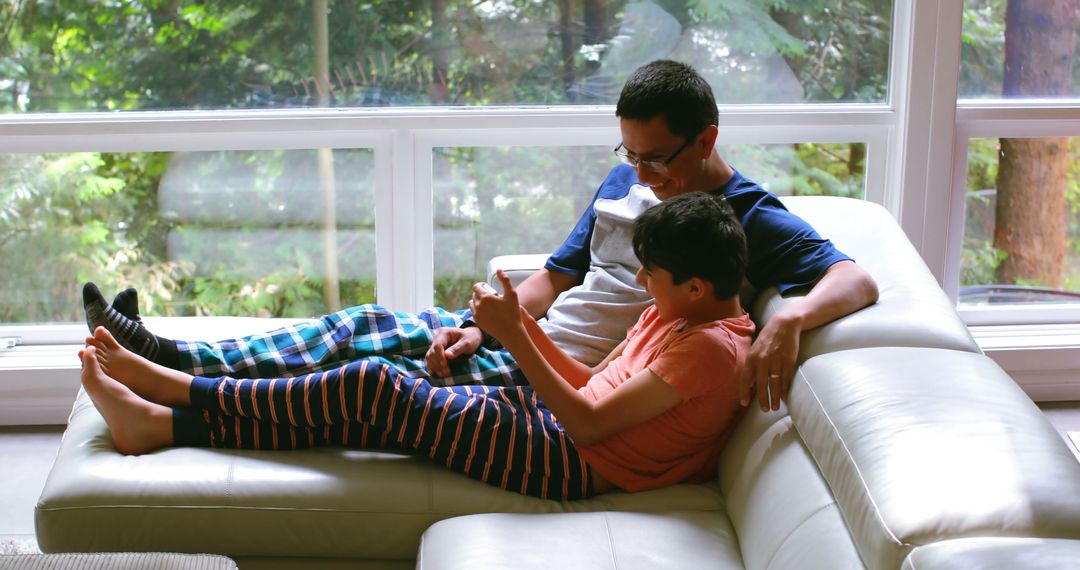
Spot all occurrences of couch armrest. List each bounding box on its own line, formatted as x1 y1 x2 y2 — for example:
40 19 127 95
790 347 1080 570
486 254 550 291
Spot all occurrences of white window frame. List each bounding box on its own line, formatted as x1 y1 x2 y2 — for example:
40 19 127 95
4 0 1080 425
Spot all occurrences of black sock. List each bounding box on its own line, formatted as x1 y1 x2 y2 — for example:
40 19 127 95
82 282 179 368
111 288 142 324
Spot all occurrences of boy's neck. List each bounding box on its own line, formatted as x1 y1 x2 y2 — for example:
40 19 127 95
680 296 744 328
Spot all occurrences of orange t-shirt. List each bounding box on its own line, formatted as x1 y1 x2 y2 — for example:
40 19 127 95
577 305 754 492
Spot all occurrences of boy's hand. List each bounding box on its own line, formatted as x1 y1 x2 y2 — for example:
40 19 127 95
470 270 526 342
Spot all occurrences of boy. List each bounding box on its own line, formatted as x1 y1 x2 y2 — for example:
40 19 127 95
80 192 754 500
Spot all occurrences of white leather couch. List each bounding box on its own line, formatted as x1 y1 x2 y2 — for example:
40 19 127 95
36 197 1080 569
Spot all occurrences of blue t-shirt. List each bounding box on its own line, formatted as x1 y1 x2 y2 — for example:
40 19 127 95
547 164 851 294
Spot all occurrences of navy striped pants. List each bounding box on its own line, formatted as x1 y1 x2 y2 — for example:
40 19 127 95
172 358 594 501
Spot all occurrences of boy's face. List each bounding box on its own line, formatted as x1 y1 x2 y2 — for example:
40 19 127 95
618 116 706 201
635 264 692 320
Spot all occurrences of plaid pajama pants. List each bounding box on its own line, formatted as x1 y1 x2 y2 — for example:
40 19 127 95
172 358 595 501
175 304 526 387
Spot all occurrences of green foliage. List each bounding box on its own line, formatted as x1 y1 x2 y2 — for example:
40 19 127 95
960 236 1007 287
0 151 183 322
959 0 1007 97
724 142 865 198
0 1 893 323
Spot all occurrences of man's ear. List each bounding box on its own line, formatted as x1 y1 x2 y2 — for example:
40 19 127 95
698 125 719 158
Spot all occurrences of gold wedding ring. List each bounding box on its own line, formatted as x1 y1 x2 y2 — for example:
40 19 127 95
768 373 781 379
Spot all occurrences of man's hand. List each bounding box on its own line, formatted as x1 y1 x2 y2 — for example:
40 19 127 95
738 261 878 412
739 311 803 411
425 326 484 378
470 270 527 342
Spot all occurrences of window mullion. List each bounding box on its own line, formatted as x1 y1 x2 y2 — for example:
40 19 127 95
889 0 963 287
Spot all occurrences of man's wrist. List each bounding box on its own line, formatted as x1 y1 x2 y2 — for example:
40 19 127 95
774 307 807 331
461 319 497 348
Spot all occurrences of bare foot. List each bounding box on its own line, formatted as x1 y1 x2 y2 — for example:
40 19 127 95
80 346 174 455
86 326 193 407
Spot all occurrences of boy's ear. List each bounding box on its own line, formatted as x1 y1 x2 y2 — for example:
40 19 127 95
687 276 707 300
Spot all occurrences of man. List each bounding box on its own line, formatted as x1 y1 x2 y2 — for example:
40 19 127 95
83 59 878 412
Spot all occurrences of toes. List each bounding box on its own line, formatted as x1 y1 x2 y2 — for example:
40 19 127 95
80 346 101 375
93 326 121 350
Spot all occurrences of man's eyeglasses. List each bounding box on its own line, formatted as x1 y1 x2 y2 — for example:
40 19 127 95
613 139 692 175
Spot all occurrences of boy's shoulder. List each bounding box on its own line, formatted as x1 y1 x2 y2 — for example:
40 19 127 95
686 313 756 354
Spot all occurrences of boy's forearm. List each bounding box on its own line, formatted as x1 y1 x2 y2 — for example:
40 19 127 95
519 316 593 389
500 330 596 439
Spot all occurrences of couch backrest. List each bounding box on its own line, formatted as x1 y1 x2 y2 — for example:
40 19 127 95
753 196 980 362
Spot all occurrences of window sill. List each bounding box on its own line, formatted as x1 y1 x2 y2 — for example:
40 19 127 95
970 324 1080 402
0 344 82 426
0 316 304 426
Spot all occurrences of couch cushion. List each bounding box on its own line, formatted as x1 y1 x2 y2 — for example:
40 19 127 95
417 511 744 570
751 197 979 361
901 537 1080 570
36 390 725 562
718 407 864 570
790 347 1080 570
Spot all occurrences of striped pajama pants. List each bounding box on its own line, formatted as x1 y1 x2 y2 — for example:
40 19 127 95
174 304 525 388
172 358 595 501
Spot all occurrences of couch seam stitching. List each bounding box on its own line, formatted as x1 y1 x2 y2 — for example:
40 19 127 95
601 512 619 570
225 456 236 505
760 502 836 570
797 369 904 547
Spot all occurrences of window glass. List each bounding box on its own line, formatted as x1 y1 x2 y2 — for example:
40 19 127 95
961 136 1080 305
0 149 375 324
960 0 1080 99
1 0 892 112
432 142 866 309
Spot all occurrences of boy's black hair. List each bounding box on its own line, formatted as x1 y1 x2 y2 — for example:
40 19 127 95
616 60 719 142
632 192 747 299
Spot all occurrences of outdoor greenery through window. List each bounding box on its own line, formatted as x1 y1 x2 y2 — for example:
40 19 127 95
0 149 376 324
1 1 892 111
1 1 891 325
960 0 1080 100
958 0 1080 306
961 136 1080 305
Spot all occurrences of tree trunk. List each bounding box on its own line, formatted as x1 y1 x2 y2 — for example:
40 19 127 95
994 0 1077 288
313 0 341 310
583 0 608 45
559 0 575 99
582 0 608 80
429 0 450 103
848 143 865 178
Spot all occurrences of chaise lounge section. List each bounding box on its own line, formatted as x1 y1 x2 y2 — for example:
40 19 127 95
36 197 1080 568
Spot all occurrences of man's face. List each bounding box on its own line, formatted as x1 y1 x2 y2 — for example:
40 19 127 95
618 116 701 201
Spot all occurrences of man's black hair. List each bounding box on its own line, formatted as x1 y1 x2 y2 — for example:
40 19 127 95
616 60 719 142
632 192 747 299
